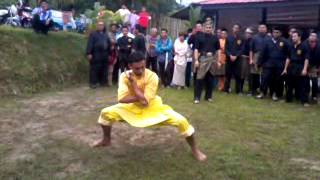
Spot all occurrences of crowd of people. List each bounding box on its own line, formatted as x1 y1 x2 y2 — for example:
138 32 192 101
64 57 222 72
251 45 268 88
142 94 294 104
86 7 320 107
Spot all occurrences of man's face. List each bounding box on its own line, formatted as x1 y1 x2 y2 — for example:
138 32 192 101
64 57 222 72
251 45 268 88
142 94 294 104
204 25 212 34
122 28 128 36
245 32 253 39
161 31 167 38
309 33 318 45
272 30 281 39
258 25 267 34
111 25 117 32
233 25 240 34
150 29 157 36
129 61 146 77
195 24 202 32
97 22 105 31
41 2 48 10
289 28 296 37
292 33 300 43
216 29 221 37
221 31 227 39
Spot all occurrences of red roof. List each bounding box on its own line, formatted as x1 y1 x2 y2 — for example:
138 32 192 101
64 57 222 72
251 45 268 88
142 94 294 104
196 0 285 5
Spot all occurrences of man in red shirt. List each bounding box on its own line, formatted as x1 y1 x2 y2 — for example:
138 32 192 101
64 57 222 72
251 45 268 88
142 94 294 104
138 6 151 35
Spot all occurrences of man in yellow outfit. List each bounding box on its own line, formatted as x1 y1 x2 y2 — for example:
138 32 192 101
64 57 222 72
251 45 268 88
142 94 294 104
92 51 207 162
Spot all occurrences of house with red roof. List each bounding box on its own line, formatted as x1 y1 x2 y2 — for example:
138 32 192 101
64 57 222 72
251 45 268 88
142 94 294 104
172 0 320 35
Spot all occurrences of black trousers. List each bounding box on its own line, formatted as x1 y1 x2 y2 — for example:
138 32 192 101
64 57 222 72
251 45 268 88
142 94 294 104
286 75 309 103
118 52 130 72
32 14 53 34
112 58 120 84
194 72 214 100
158 61 174 86
89 62 108 86
248 74 260 95
185 62 192 87
146 56 158 73
224 61 242 93
261 67 284 97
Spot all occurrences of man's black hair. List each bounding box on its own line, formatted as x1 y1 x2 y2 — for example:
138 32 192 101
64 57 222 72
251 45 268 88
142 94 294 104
292 30 302 37
187 28 193 34
128 51 146 64
272 26 281 32
221 28 228 32
161 28 168 32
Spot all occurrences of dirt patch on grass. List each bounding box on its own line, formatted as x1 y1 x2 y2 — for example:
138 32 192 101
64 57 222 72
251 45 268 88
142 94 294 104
1 86 180 166
291 158 320 171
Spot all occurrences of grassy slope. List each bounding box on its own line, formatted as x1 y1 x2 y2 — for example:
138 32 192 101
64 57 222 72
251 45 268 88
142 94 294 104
1 87 320 180
0 26 88 96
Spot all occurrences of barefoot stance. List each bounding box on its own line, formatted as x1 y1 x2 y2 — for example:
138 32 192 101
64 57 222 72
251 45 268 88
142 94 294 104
91 139 111 148
192 149 207 162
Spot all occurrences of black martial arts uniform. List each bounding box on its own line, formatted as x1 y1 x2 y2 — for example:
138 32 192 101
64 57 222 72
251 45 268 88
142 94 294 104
117 36 134 72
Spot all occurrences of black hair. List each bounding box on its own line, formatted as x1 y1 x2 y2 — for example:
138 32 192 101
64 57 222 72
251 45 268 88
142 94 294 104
221 28 228 32
128 51 146 64
135 24 141 32
161 28 168 33
272 26 281 31
187 28 193 34
196 20 203 25
122 26 128 30
292 30 302 37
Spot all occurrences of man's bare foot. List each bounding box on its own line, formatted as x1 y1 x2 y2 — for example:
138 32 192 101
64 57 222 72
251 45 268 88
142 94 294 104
90 139 111 148
192 149 207 162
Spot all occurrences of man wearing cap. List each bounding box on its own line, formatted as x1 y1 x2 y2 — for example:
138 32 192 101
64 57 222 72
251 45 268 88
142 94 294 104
239 28 254 94
193 23 220 104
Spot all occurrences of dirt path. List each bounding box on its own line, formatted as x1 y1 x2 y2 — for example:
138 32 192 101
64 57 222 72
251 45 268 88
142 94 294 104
0 86 179 164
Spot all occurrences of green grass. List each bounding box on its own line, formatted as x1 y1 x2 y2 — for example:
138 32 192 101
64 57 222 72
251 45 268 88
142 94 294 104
0 26 88 97
1 87 320 180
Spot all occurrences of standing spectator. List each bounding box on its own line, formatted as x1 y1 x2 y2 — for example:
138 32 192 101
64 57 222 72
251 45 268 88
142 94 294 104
129 9 139 33
172 32 189 89
304 32 320 102
216 28 222 39
132 25 146 55
32 1 53 34
193 23 220 104
146 27 159 73
250 23 269 96
282 31 310 106
224 24 244 94
116 5 131 25
156 28 173 87
185 29 194 88
86 21 111 88
108 24 119 86
187 22 204 87
215 28 228 91
138 6 151 35
117 26 134 72
238 28 254 95
257 27 289 100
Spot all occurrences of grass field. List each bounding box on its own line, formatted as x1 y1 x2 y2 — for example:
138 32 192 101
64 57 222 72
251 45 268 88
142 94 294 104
1 86 320 180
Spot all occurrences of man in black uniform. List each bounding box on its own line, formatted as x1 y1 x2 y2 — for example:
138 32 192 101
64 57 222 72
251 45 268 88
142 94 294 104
224 24 244 94
240 28 254 95
133 24 146 55
86 21 111 88
193 23 220 104
250 23 269 96
117 26 134 72
304 32 320 102
282 31 310 106
257 27 289 101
